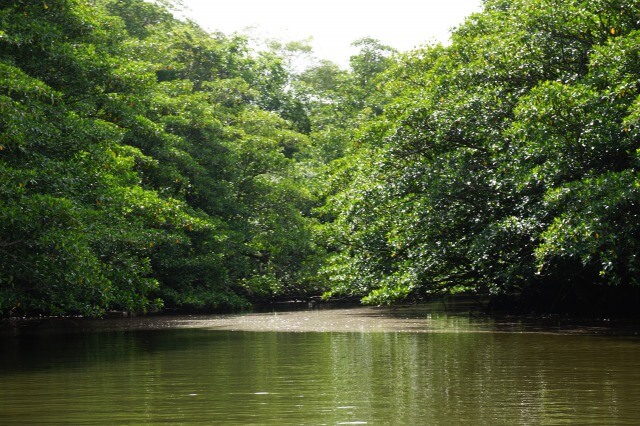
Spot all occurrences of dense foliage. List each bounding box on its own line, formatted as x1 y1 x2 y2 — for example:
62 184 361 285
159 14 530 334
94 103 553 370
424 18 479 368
0 0 322 316
321 0 640 313
1 0 639 317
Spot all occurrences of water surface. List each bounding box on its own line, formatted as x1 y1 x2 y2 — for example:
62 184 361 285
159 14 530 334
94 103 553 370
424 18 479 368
2 306 640 424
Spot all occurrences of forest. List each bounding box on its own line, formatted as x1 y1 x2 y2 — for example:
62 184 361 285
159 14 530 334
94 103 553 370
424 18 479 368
1 0 639 318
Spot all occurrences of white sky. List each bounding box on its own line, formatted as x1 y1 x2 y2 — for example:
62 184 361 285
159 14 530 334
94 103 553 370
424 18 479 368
176 0 484 68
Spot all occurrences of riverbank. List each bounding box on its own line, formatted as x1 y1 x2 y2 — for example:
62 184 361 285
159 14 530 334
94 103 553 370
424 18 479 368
3 300 640 338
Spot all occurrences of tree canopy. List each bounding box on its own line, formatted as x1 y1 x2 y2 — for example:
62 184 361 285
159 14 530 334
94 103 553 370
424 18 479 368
320 0 640 313
1 0 639 317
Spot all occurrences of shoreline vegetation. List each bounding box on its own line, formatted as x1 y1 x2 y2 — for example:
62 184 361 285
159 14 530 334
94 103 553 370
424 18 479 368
2 0 640 320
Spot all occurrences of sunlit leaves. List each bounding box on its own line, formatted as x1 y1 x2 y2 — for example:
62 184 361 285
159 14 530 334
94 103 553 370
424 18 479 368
1 0 325 316
6 0 640 316
322 0 640 307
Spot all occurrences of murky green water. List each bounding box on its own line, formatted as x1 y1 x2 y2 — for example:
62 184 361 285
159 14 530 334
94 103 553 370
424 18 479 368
2 307 640 424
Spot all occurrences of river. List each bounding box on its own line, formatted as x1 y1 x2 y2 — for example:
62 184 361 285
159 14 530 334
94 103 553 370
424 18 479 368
2 304 640 424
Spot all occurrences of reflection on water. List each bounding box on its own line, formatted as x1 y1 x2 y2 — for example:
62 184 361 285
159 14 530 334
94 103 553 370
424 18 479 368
1 306 640 425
